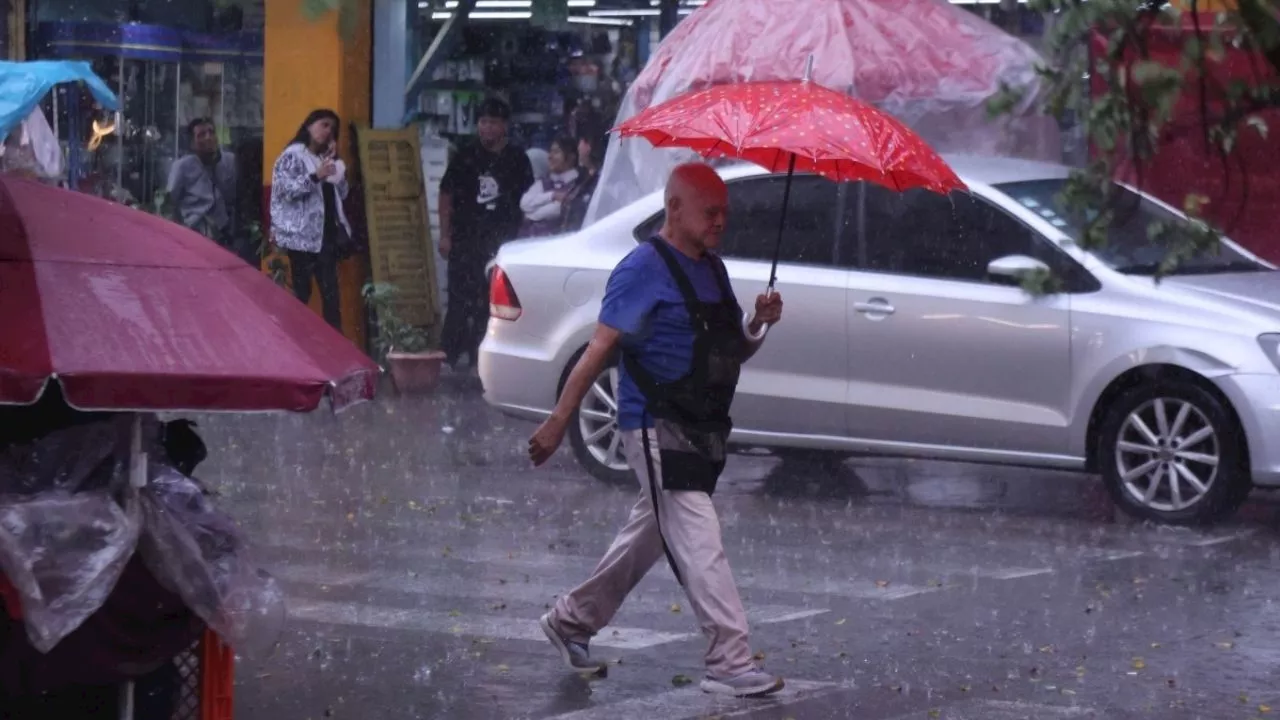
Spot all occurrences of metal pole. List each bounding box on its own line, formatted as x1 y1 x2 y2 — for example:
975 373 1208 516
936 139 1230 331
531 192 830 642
116 55 125 193
766 154 797 290
118 679 134 719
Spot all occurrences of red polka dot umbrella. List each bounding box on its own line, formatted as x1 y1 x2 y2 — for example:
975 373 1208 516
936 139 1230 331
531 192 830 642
614 57 966 288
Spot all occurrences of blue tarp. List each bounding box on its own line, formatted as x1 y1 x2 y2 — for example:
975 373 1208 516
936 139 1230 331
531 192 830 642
0 60 119 142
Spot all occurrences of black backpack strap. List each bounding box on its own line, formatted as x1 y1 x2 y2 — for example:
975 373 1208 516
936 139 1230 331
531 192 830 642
645 237 706 325
706 253 741 318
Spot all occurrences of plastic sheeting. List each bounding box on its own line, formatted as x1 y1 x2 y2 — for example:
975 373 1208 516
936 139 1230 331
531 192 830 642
138 467 286 660
587 0 1062 224
0 60 119 144
0 416 139 653
0 414 284 658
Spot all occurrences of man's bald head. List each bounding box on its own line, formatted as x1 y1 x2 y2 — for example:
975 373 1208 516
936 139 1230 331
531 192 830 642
661 162 728 255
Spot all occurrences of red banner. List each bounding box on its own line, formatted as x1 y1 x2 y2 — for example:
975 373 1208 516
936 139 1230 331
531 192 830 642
1091 18 1280 262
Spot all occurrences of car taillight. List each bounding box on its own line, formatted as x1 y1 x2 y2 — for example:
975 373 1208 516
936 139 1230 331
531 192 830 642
489 266 522 321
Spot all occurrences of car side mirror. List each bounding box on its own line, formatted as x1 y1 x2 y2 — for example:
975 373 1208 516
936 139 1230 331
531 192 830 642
987 254 1051 285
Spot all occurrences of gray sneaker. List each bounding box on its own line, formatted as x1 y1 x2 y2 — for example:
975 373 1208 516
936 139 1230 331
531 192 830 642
539 613 603 672
700 668 785 697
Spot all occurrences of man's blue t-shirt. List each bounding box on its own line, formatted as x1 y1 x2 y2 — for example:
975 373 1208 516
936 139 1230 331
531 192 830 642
598 237 739 431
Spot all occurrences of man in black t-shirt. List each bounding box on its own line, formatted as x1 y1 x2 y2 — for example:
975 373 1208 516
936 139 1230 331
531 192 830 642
437 97 535 371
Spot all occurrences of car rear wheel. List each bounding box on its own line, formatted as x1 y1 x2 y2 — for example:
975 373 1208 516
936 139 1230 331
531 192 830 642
567 365 634 486
1098 381 1250 525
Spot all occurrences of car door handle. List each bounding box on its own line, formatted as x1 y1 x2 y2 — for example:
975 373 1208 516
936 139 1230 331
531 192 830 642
853 299 896 315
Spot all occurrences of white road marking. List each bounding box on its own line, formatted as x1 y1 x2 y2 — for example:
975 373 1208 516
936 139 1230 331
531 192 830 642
262 541 943 601
286 599 829 650
978 567 1056 580
287 599 692 650
274 564 828 625
886 699 1094 719
544 679 845 720
1185 529 1255 547
1082 549 1146 562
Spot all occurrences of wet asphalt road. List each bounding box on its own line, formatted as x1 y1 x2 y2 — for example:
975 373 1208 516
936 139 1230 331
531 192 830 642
195 376 1280 720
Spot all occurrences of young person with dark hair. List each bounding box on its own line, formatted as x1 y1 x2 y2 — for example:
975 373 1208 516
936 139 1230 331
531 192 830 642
437 97 535 370
269 109 354 331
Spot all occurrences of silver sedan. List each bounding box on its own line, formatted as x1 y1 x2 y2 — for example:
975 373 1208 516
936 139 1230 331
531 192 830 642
479 155 1280 526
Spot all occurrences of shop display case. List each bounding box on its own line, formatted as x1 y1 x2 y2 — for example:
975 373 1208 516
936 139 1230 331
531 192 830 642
34 21 263 204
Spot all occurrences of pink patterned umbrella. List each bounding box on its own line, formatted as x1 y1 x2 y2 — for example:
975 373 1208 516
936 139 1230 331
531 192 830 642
615 58 965 287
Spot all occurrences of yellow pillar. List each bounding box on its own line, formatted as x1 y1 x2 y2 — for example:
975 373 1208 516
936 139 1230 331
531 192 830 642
1171 0 1235 10
263 0 372 349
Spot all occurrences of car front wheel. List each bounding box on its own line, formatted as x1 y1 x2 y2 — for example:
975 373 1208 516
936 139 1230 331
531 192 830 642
567 365 634 486
1098 381 1250 525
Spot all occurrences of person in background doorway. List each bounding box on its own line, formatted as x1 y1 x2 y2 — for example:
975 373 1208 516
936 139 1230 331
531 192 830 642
519 136 579 238
269 108 353 331
166 118 240 258
437 97 534 371
559 128 605 233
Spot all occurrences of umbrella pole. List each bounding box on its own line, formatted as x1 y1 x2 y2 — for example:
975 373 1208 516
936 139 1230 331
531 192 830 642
766 154 798 291
119 680 134 720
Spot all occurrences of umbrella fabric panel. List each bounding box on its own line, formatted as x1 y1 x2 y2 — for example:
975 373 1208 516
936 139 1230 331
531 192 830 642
0 175 379 412
0 263 53 404
29 262 376 412
0 175 241 269
617 81 966 195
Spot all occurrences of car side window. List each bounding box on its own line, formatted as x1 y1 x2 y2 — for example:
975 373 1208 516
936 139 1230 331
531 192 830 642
631 175 843 267
721 175 840 266
858 184 1086 286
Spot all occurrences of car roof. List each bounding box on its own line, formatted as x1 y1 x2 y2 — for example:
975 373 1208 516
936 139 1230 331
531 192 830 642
714 154 1071 187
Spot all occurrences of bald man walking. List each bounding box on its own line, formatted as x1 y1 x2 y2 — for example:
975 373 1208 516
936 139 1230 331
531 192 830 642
528 163 785 697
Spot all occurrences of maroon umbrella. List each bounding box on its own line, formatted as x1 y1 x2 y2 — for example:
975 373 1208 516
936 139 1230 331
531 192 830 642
0 174 378 412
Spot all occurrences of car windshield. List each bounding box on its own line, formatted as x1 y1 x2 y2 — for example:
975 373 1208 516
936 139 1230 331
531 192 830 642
993 179 1268 276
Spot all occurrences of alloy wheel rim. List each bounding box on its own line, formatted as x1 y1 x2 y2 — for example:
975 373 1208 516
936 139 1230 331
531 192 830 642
1115 397 1220 513
578 367 628 472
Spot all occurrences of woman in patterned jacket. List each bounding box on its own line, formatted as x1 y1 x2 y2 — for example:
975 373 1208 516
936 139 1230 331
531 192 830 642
269 108 352 330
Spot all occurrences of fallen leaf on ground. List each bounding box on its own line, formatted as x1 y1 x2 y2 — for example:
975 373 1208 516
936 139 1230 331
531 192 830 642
835 618 847 626
672 674 694 687
875 580 890 588
670 603 682 613
753 651 766 661
1132 658 1146 670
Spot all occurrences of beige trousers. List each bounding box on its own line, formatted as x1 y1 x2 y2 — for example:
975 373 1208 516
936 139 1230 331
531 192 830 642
551 429 755 677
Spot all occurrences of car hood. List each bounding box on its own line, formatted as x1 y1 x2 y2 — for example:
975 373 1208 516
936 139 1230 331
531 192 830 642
1164 271 1280 313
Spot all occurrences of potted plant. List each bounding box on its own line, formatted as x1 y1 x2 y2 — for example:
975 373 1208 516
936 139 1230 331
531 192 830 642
362 282 446 393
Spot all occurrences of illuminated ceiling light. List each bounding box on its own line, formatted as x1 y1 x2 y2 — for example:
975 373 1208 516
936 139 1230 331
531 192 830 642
589 8 658 15
431 10 534 18
443 0 531 6
568 15 633 25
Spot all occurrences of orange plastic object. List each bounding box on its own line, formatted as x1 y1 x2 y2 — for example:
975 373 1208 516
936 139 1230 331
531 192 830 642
199 630 234 720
